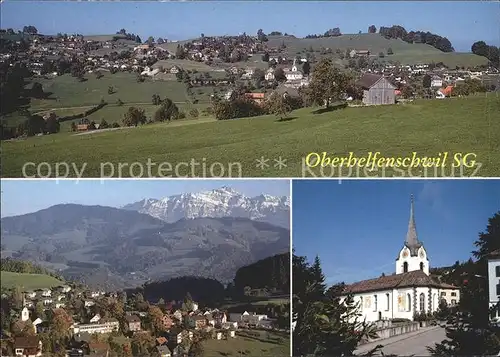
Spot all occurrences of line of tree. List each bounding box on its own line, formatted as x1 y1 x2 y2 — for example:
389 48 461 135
379 25 454 52
115 28 142 43
126 276 226 306
471 41 500 68
305 27 342 39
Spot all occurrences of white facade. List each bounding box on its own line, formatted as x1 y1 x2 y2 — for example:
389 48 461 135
352 287 442 322
284 59 303 81
488 257 500 322
265 68 274 81
440 287 460 306
21 307 30 322
431 77 443 88
73 320 119 334
396 246 430 275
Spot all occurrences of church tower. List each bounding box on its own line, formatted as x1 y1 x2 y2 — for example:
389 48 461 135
396 195 430 275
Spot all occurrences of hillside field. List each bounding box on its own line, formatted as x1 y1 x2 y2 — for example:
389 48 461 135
203 330 289 357
267 34 488 68
3 95 499 178
1 271 64 290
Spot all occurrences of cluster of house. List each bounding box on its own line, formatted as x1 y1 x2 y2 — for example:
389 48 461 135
8 284 275 357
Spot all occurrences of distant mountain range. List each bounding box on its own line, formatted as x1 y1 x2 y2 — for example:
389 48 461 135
122 186 290 228
0 187 290 290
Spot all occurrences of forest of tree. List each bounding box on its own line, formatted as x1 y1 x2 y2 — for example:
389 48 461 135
471 41 500 68
233 253 290 293
126 277 226 307
379 25 454 52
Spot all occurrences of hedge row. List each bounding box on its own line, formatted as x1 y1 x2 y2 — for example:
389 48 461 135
58 102 108 123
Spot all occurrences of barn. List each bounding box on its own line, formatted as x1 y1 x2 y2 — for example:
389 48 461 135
357 73 396 105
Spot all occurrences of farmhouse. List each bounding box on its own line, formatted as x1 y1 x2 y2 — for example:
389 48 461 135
340 196 460 323
350 49 371 58
356 73 396 105
125 314 142 331
14 336 42 357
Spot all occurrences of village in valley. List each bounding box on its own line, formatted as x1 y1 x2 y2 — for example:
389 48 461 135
1 274 290 357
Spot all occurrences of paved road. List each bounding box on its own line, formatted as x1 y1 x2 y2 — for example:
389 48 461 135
355 326 447 356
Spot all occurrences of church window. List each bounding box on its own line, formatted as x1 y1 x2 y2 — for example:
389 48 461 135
406 294 411 312
451 299 457 306
419 293 425 312
403 262 408 273
420 262 424 270
386 293 390 311
451 292 456 297
373 295 378 311
496 283 500 296
359 297 363 310
441 292 446 296
496 265 500 277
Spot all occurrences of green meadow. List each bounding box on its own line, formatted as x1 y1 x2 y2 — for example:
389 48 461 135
3 95 499 178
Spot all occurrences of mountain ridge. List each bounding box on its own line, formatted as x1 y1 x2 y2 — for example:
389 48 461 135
122 186 290 228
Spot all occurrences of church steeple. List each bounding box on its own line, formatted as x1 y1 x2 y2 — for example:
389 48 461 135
405 194 422 256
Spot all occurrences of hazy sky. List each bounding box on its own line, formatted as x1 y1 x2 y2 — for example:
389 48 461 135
292 179 500 285
1 179 290 217
1 1 498 52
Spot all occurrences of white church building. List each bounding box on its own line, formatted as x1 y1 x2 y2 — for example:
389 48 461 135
342 195 460 323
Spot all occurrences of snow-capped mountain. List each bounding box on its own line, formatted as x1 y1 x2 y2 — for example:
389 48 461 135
122 186 290 228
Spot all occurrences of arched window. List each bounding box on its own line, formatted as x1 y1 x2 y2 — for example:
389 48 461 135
386 293 390 311
420 262 424 271
403 262 408 273
359 296 364 310
406 294 411 312
419 293 425 312
373 295 378 312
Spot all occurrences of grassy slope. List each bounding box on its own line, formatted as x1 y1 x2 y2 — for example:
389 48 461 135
29 72 191 110
3 95 499 178
202 330 289 357
259 34 487 67
1 271 63 290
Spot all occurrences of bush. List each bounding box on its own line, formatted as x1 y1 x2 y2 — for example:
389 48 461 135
189 108 199 118
213 96 265 120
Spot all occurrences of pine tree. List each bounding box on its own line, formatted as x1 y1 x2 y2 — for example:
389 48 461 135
429 212 500 356
293 254 379 356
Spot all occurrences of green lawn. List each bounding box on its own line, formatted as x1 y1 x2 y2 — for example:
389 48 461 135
3 95 499 178
29 72 192 110
202 330 289 357
0 271 63 290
